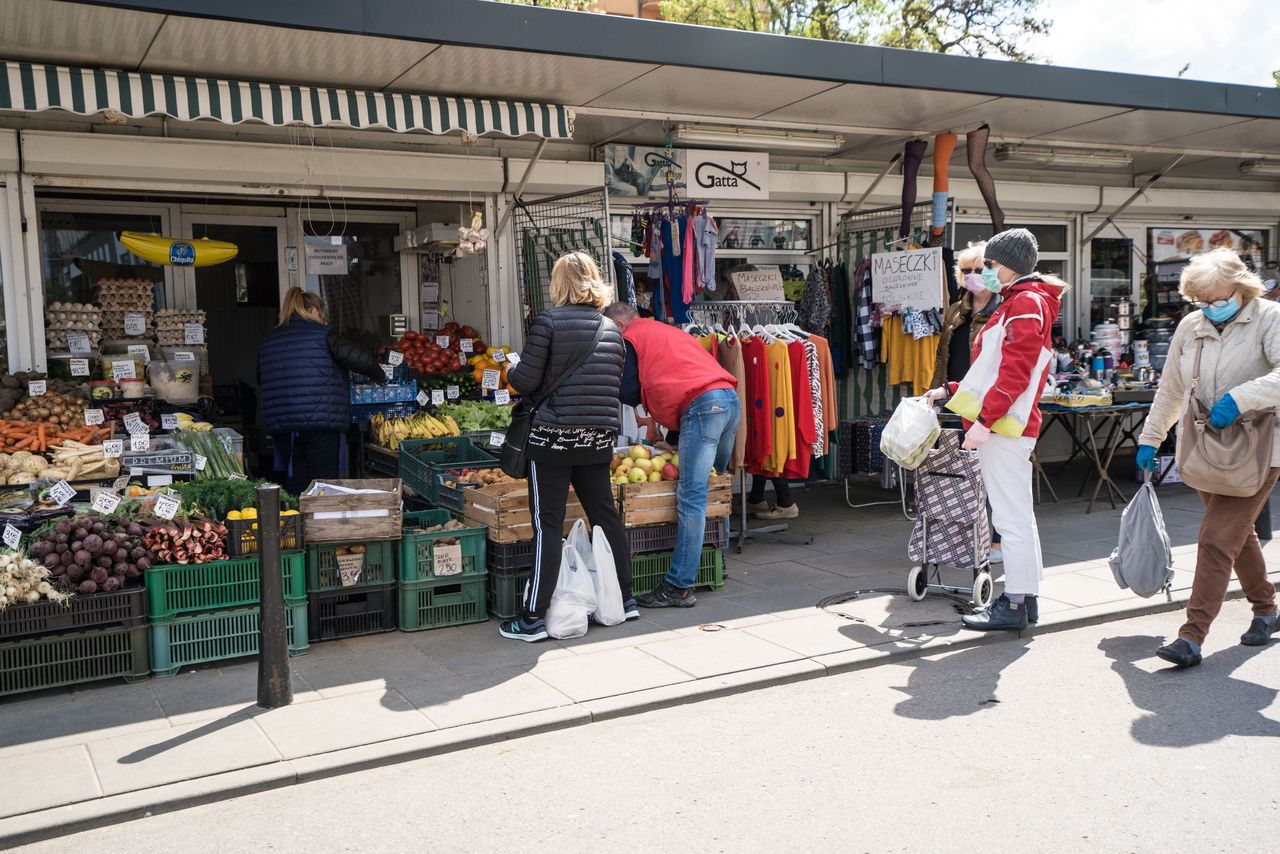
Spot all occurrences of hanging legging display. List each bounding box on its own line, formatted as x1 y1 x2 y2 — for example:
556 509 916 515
930 132 957 247
898 139 928 239
966 123 1006 234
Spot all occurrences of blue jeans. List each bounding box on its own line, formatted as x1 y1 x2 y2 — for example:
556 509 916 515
669 388 740 588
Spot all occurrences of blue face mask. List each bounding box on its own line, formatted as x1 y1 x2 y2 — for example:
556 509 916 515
1202 296 1241 323
981 266 1003 293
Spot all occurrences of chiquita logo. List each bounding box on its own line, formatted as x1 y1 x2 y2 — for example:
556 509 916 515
169 242 196 266
695 160 762 191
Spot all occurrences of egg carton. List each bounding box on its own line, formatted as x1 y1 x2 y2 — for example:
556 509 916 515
45 330 105 348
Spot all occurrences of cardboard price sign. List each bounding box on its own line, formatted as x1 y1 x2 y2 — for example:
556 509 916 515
124 312 146 336
91 491 122 515
123 413 146 434
460 339 474 354
2 523 21 550
154 493 181 520
492 350 506 363
481 369 501 390
127 344 151 365
102 439 124 459
172 350 196 362
70 358 90 377
729 267 785 301
489 431 506 448
387 350 404 366
195 454 207 471
505 352 521 367
869 246 945 312
184 324 205 344
67 331 91 354
48 480 76 508
161 414 179 430
27 380 46 397
431 390 445 405
84 408 105 426
416 390 429 407
112 360 136 381
112 474 131 492
381 364 395 380
130 434 150 452
433 543 463 577
494 389 511 405
446 385 459 400
436 335 450 348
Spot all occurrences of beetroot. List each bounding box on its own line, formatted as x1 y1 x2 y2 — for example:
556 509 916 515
74 550 92 566
83 534 103 552
71 540 83 553
72 527 87 541
66 565 84 582
90 567 108 585
56 520 72 536
114 561 128 576
77 579 97 594
60 551 74 567
131 546 146 561
136 557 152 572
126 523 142 537
91 521 105 534
102 576 121 592
96 555 113 569
43 552 60 569
124 565 141 578
102 539 118 555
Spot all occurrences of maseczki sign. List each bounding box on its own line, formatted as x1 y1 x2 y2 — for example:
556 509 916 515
870 247 944 312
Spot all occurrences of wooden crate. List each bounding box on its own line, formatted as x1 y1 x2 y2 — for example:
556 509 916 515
300 478 403 544
463 481 616 544
619 474 732 527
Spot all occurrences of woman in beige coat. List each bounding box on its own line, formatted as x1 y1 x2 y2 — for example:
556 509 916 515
1136 249 1280 668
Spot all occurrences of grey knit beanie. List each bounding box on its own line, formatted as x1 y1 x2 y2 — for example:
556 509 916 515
985 228 1039 276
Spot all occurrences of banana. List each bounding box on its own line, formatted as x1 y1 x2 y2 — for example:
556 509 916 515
441 415 460 436
119 231 239 268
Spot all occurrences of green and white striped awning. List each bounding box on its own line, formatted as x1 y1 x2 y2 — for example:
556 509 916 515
0 60 574 140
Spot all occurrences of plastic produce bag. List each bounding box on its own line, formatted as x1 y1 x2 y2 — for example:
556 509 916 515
565 519 625 626
545 544 597 639
1108 479 1175 599
879 397 942 471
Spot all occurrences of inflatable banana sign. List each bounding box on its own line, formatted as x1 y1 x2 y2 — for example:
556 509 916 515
119 232 239 268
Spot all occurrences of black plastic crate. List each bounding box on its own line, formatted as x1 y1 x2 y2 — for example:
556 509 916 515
0 587 146 642
225 514 304 557
307 583 398 642
627 517 729 554
487 540 535 573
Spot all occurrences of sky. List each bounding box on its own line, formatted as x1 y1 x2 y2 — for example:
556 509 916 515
1025 0 1280 87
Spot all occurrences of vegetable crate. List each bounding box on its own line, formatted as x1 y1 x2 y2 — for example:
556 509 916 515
487 568 531 620
351 401 417 425
631 547 725 597
618 474 733 527
400 510 487 582
307 583 397 642
0 586 146 641
434 465 501 514
306 540 398 591
398 437 495 504
398 573 487 631
145 553 307 621
486 540 535 573
361 443 400 479
462 480 596 544
225 514 305 557
351 379 417 405
299 477 403 543
627 517 730 555
0 624 150 696
149 603 309 677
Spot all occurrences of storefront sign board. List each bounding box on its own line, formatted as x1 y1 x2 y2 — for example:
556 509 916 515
305 243 349 275
684 150 769 200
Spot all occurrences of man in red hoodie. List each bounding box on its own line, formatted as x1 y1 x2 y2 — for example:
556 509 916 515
604 303 740 608
926 228 1066 632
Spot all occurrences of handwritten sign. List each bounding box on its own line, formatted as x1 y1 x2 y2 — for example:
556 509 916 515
195 454 207 471
70 358 90 377
127 344 150 365
730 267 785 301
3 523 21 550
506 352 521 368
84 408 105 426
48 480 76 508
431 390 445 406
67 331 91 354
489 431 506 448
130 434 150 452
161 414 179 430
387 350 404 366
112 360 136 381
381 364 394 380
494 389 511 405
446 385 460 400
492 350 506 363
27 380 46 397
154 493 181 520
481 369 500 390
460 339 474 354
416 390 429 407
112 473 130 491
91 491 122 515
436 335 450 348
183 324 205 344
124 312 146 336
172 350 196 362
123 413 146 434
870 246 945 312
433 543 463 577
103 439 124 459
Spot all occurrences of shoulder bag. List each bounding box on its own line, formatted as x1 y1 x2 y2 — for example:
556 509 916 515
499 317 606 479
1175 338 1275 497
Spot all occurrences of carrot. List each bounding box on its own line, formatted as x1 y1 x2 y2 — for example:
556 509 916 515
37 425 46 451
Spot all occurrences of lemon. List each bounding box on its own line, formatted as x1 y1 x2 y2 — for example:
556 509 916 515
281 509 299 517
240 508 258 520
226 510 243 521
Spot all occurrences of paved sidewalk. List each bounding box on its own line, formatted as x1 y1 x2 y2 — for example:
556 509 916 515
2 481 1276 844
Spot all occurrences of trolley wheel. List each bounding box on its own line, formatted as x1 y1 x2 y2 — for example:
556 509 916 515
972 571 994 609
907 564 928 601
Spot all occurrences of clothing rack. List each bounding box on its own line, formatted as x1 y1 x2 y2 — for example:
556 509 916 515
686 300 798 329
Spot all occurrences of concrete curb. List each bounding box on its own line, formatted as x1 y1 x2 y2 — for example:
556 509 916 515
0 585 1258 847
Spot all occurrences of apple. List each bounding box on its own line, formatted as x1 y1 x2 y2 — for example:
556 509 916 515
648 471 662 482
628 444 651 461
627 468 647 484
612 476 629 485
633 458 653 473
671 452 679 467
661 463 679 481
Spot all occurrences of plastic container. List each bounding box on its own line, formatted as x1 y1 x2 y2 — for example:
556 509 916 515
488 568 531 620
0 587 145 641
0 624 150 696
398 437 495 504
305 540 398 590
397 574 487 631
145 553 308 621
307 583 397 641
148 360 199 404
91 380 115 399
487 539 534 573
627 517 729 554
119 377 146 399
399 509 487 581
630 547 725 597
149 604 308 677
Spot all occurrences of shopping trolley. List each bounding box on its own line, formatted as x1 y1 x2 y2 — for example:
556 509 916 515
905 428 994 607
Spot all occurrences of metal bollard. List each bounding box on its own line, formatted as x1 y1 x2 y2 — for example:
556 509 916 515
256 483 293 708
1255 496 1273 542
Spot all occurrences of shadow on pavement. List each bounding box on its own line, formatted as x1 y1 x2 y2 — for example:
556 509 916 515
118 706 258 764
890 637 1034 721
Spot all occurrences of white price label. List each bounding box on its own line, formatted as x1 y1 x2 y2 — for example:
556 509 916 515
112 360 136 381
416 390 428 407
387 350 404 366
161 414 179 430
446 385 460 400
84 408 105 426
91 491 122 515
172 350 196 362
154 493 181 520
2 523 21 550
103 439 124 459
494 389 511 405
147 474 173 487
27 380 46 397
505 352 520 367
436 335 450 348
130 433 150 452
124 312 146 336
127 344 150 365
112 473 130 491
67 331 91 354
183 323 205 344
431 390 445 405
460 339 474 354
492 350 506 363
123 412 146 434
381 364 394 380
489 431 506 448
433 543 463 577
49 480 76 507
70 358 90 377
481 369 500 390
195 454 207 471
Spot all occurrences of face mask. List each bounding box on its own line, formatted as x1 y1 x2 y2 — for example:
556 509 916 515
963 273 986 295
981 266 1003 293
1202 295 1241 323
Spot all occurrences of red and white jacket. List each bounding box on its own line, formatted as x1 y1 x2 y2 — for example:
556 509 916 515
945 276 1065 440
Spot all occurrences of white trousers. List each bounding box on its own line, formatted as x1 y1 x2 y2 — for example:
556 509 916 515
978 434 1044 595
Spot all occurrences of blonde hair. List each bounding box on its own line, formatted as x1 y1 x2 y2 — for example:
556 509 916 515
279 287 327 326
1179 248 1265 302
550 252 612 310
954 241 986 282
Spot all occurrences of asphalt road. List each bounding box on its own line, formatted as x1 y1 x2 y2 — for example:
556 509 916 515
20 599 1279 854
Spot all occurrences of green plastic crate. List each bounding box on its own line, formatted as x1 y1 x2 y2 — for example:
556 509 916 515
400 510 487 581
398 574 487 631
0 624 149 697
487 568 531 620
149 604 309 677
398 436 495 503
305 540 398 591
145 553 307 621
631 547 725 597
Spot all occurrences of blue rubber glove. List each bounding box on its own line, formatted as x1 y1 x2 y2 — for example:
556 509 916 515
1136 445 1158 472
1209 394 1241 429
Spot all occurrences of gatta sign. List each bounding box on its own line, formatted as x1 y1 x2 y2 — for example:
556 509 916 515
682 150 770 200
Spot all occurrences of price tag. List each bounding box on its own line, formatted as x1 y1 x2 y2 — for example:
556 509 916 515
381 364 394 380
91 491 122 515
123 412 146 434
436 335 450 348
127 344 151 365
103 439 124 459
489 431 506 448
84 408 105 426
27 380 46 397
431 390 445 405
124 312 146 336
112 473 130 491
494 389 511 405
481 369 500 390
161 414 179 430
48 480 76 508
446 385 460 400
195 454 207 471
183 323 205 344
416 390 428 407
67 331 91 354
433 542 463 577
154 492 181 520
3 523 21 550
492 350 506 363
460 339 474 354
70 358 90 377
172 350 196 362
130 433 150 452
112 360 136 381
147 474 173 487
506 352 521 367
387 350 404 366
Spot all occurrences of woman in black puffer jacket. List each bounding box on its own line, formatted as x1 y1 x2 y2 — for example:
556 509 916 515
499 252 634 642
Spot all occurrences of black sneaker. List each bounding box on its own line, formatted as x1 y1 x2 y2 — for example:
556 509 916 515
624 599 640 621
1240 615 1280 647
499 616 548 643
1156 638 1202 668
636 580 697 609
961 595 1028 632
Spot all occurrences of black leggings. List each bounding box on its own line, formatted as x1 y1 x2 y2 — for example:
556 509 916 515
748 476 794 508
523 459 633 619
277 431 341 497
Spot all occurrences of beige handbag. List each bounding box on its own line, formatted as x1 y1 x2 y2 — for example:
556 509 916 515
1176 339 1275 497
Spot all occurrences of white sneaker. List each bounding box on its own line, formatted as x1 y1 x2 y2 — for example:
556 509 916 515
756 504 799 520
989 544 1003 564
747 501 771 518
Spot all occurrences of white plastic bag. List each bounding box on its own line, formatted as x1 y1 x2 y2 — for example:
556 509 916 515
589 525 626 626
879 397 941 471
545 544 597 639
